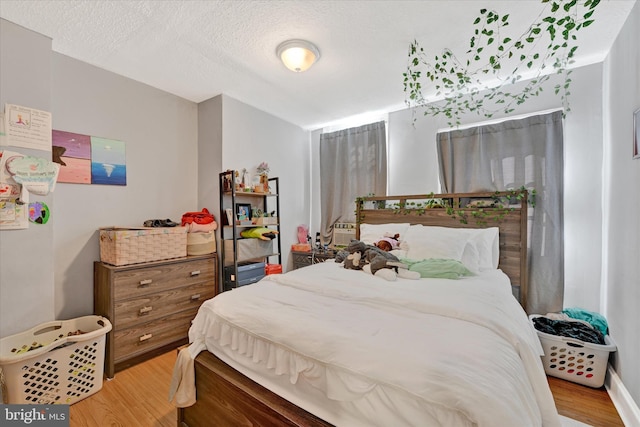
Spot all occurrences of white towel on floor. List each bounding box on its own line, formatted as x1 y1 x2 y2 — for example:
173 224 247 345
168 343 204 407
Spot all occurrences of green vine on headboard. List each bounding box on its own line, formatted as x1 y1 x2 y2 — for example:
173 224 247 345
357 188 535 226
446 188 536 225
403 0 601 127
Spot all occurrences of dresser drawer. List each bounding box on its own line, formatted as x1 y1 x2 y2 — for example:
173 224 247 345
114 281 215 329
113 307 199 362
112 258 215 301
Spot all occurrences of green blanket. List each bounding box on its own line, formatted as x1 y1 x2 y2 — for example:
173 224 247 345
400 258 475 279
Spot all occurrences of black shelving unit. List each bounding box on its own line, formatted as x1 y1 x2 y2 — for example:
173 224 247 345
219 170 282 291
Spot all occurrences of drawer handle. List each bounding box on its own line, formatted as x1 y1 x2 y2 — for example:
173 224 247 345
138 279 152 287
190 270 201 277
139 306 153 315
139 333 153 342
190 294 201 301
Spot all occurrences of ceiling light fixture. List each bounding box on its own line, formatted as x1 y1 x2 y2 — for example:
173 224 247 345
276 39 320 73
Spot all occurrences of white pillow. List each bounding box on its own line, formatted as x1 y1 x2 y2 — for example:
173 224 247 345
402 225 499 271
466 227 500 270
403 225 469 262
359 223 410 245
461 240 481 273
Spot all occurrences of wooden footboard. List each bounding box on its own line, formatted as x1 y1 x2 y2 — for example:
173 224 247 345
177 350 333 427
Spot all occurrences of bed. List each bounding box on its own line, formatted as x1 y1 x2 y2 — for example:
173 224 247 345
172 191 561 427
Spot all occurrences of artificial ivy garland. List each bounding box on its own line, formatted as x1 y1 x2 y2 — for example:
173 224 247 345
403 0 601 126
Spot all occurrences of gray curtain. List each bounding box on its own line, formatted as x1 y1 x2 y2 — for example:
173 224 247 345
319 121 387 244
437 111 563 315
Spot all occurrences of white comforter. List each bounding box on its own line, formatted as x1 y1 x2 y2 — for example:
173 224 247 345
178 262 560 427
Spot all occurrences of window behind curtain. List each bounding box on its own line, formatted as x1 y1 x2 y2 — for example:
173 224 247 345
437 111 563 314
319 121 387 245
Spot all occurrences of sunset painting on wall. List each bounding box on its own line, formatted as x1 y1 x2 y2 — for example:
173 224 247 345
53 130 126 185
52 130 92 184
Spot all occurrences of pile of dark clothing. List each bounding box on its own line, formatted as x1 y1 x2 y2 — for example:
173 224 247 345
532 316 605 345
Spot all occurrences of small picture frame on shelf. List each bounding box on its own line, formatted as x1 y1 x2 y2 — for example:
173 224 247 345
236 203 252 222
224 208 234 226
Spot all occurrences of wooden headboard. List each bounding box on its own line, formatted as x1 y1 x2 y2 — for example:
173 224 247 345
355 191 528 308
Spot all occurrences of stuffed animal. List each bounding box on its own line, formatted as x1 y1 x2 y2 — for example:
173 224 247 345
337 239 419 281
342 240 367 270
374 233 400 252
364 245 419 280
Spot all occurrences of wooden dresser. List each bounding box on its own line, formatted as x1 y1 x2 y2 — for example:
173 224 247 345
94 254 217 378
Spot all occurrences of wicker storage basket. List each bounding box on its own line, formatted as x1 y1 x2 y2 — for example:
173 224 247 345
0 316 112 404
186 231 216 255
530 315 616 388
99 226 187 266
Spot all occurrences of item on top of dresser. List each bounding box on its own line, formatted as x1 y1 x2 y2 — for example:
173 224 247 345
99 226 187 266
181 208 217 232
187 231 216 255
143 218 179 227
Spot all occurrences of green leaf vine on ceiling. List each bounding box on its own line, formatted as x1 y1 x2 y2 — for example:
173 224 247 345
403 0 601 127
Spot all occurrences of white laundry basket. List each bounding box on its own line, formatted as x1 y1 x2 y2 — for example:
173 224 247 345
530 315 616 388
0 315 112 404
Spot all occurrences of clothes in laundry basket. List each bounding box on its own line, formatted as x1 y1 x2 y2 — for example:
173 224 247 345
562 307 609 336
532 316 605 345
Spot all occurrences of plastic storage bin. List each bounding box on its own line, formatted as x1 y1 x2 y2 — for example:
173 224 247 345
0 315 112 404
224 262 266 286
530 315 616 388
265 263 282 275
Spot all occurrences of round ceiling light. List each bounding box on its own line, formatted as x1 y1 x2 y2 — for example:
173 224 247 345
276 39 320 73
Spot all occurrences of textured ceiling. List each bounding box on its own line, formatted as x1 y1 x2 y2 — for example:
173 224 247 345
0 0 635 130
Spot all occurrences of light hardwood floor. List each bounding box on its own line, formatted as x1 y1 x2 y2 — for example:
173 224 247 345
70 350 624 427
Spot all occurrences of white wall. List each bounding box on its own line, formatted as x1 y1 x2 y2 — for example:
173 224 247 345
220 95 310 271
51 53 199 320
0 19 54 337
197 95 223 221
603 0 640 411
